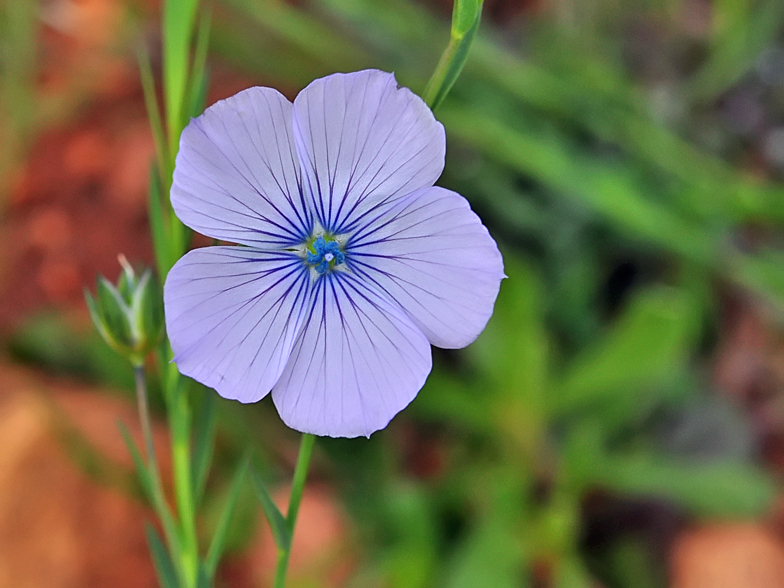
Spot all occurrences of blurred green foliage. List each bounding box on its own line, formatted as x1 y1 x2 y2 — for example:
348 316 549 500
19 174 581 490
5 0 784 586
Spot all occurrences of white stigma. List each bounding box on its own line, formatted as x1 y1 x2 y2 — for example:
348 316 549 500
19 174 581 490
324 252 334 262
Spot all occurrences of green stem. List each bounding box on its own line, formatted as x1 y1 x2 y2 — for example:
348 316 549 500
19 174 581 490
422 7 482 111
132 362 184 583
422 35 461 109
133 364 157 466
273 548 290 588
273 433 316 588
169 380 199 588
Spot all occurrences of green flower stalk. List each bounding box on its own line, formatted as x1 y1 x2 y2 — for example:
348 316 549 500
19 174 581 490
85 256 163 484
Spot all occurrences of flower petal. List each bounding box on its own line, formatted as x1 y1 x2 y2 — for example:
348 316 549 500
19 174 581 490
347 187 505 349
164 246 310 402
272 272 432 438
292 70 445 234
172 87 311 248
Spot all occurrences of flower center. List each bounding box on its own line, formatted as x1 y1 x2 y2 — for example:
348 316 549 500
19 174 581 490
306 236 345 275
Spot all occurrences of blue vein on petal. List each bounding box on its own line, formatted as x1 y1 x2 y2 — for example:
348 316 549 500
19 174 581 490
189 118 310 244
330 117 437 235
174 251 309 379
276 270 424 433
249 90 312 233
212 110 309 240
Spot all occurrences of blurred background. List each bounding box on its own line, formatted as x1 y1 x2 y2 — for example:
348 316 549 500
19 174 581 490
2 0 784 586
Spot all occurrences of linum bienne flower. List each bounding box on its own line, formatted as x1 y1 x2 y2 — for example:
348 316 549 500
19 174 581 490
164 69 505 438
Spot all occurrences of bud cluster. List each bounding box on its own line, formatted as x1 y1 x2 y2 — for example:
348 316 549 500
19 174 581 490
85 257 164 365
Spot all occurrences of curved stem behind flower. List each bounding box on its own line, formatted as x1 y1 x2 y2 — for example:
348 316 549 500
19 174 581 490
422 0 483 111
273 433 316 588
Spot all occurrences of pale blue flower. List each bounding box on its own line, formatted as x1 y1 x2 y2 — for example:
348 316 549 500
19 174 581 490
164 70 504 438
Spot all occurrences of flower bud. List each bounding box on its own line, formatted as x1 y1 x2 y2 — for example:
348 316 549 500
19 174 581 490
85 257 164 365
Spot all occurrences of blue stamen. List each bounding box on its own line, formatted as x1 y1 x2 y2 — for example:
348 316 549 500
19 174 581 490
307 236 345 274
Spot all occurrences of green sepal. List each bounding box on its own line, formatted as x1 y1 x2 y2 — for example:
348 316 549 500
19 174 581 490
87 260 164 364
85 290 113 352
205 457 250 578
131 269 164 354
250 466 291 550
116 257 138 306
145 522 181 588
93 277 134 351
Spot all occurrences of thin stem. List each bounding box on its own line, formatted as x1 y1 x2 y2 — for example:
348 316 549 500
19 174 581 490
287 434 316 530
168 379 199 588
132 362 184 583
133 364 157 466
273 433 316 588
422 36 461 109
421 5 482 111
273 548 290 588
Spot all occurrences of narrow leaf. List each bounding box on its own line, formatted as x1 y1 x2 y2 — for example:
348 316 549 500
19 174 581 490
147 166 170 281
250 466 291 550
117 420 154 501
162 0 200 152
186 8 212 123
445 474 526 588
137 47 169 176
438 106 714 262
470 258 548 448
145 522 181 588
688 0 784 102
224 0 368 76
119 421 181 558
205 457 250 578
476 257 547 397
192 390 217 506
553 287 692 414
591 452 777 518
